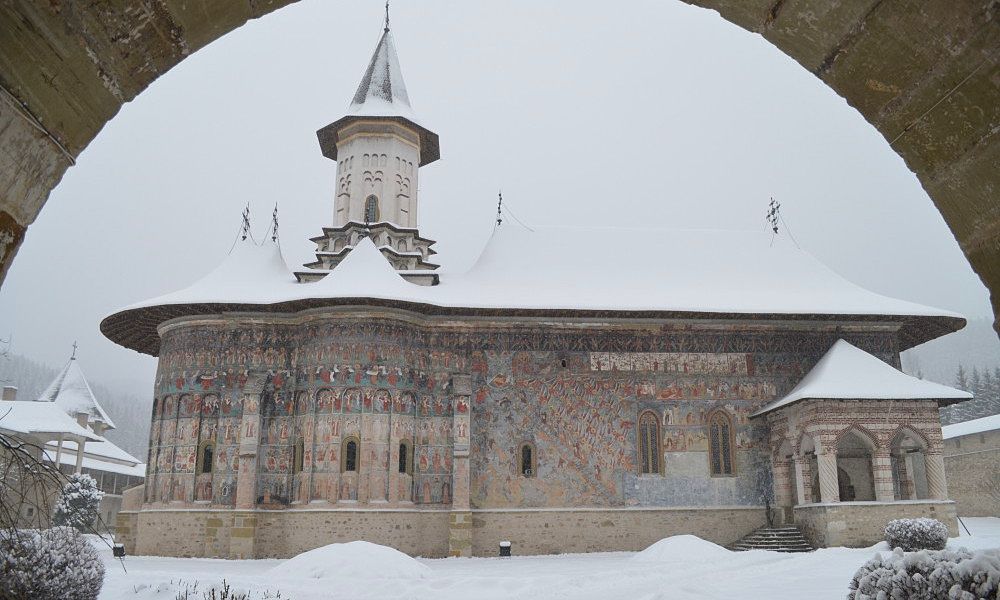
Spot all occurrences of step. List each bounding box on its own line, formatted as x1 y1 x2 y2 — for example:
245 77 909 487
729 525 814 553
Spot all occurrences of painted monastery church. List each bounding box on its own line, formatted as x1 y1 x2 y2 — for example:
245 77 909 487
102 21 973 559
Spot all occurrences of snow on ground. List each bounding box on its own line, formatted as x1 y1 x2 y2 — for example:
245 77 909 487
97 518 1000 600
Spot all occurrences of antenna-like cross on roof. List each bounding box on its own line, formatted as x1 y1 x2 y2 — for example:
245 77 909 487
71 340 78 360
241 204 251 241
766 197 781 235
384 0 390 32
271 204 280 243
496 191 504 226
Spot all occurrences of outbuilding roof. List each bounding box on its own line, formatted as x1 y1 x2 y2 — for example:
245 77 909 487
0 400 102 442
942 414 1000 440
101 226 966 356
37 357 115 429
752 339 972 417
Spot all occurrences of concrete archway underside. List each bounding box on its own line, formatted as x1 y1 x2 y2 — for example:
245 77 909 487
1 1 998 330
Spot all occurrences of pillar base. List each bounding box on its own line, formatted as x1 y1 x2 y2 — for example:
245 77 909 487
448 511 472 557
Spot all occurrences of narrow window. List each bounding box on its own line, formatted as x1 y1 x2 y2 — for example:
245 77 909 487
198 442 215 475
364 195 379 223
709 411 735 476
293 439 304 475
398 442 410 474
343 438 358 472
638 411 660 474
520 444 535 477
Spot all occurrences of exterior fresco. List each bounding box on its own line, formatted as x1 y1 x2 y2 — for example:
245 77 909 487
142 314 899 512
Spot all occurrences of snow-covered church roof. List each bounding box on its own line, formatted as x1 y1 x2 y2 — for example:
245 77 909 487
0 400 102 443
37 357 115 429
101 226 966 356
316 26 440 165
752 339 972 417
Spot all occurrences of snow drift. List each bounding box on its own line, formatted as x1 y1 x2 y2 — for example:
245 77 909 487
270 540 431 579
632 535 732 562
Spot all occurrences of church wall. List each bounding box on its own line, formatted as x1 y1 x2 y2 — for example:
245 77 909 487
944 428 1000 516
129 311 907 556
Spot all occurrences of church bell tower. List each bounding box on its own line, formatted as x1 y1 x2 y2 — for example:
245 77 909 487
296 15 440 285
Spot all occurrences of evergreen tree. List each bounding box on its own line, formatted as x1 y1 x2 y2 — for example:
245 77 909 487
52 473 104 531
955 365 969 390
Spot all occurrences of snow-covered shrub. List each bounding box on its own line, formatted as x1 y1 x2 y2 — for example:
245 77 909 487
0 526 105 600
52 473 104 531
884 517 949 551
847 546 1000 600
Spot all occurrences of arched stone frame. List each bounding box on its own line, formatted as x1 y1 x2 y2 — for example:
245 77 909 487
341 436 360 473
706 408 736 476
888 425 931 501
519 442 537 478
833 425 879 502
637 410 662 475
797 431 821 504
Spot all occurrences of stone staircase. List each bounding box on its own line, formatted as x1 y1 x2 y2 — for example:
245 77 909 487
729 526 814 553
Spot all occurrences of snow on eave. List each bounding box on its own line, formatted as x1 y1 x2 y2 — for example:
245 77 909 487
751 339 972 418
0 400 102 441
942 414 1000 439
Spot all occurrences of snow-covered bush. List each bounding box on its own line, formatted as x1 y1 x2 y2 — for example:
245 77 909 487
847 547 1000 600
0 526 105 600
884 517 949 551
52 473 104 531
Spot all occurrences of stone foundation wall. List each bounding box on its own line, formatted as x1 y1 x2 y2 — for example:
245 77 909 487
470 507 766 556
944 429 1000 517
794 501 957 548
121 506 767 558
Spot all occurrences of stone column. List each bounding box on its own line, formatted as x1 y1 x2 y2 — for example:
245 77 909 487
448 374 473 557
901 453 917 500
816 450 840 504
74 438 86 474
872 449 895 502
924 450 949 500
771 455 794 509
230 374 267 559
792 456 809 505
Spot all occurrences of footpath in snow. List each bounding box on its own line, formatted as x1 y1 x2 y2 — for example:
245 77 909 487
97 517 1000 600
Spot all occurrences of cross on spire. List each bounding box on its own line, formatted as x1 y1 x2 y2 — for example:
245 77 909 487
241 204 251 241
71 340 78 360
271 204 279 243
384 0 390 32
496 191 504 226
766 197 781 235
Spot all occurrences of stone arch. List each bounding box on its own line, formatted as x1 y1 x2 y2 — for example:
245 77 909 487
833 424 881 452
835 428 877 502
2 2 998 334
890 426 931 501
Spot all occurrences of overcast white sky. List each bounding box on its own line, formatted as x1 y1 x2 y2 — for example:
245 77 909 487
0 0 992 398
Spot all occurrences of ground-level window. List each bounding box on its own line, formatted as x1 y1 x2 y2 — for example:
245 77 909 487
520 443 535 477
343 437 359 472
708 410 735 476
638 411 661 474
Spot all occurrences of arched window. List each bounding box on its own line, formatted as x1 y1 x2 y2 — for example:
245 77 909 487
364 195 379 222
708 410 735 476
292 439 304 475
342 437 359 472
398 441 411 474
197 441 215 475
520 443 536 477
638 411 661 474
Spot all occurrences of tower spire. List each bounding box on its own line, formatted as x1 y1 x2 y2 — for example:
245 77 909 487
384 1 390 32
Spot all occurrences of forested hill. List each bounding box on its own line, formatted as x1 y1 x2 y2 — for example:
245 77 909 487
0 352 151 460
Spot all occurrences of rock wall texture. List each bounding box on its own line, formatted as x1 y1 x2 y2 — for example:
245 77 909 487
794 500 958 548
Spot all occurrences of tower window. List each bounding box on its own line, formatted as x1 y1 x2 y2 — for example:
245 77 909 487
638 411 661 475
364 195 380 222
343 437 359 472
520 443 535 477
